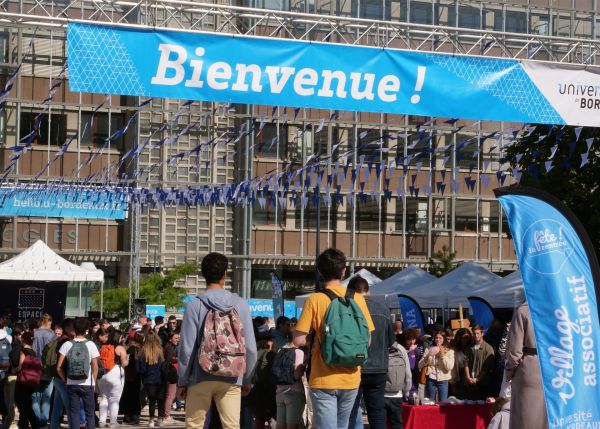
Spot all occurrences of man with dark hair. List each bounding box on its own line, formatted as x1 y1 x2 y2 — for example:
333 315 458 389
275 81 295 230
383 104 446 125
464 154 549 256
347 276 395 429
159 315 178 346
57 318 99 429
178 252 257 429
465 324 495 400
51 318 74 429
294 249 375 429
33 313 56 427
273 316 290 349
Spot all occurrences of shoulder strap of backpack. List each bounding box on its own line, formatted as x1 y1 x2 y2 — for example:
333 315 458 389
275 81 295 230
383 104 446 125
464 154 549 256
344 288 356 300
318 288 339 302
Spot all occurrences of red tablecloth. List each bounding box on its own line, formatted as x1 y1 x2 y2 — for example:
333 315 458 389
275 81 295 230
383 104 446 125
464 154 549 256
402 403 492 429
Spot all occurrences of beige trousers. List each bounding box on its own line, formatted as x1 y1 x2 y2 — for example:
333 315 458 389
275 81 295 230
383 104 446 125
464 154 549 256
185 381 241 429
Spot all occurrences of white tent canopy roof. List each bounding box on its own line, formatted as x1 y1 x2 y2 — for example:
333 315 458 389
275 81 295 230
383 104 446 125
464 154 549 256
295 268 381 310
398 261 501 308
472 270 525 309
341 268 382 287
0 240 104 282
370 265 436 296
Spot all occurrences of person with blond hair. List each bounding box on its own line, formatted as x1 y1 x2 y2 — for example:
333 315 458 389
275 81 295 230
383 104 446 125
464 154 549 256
136 332 165 427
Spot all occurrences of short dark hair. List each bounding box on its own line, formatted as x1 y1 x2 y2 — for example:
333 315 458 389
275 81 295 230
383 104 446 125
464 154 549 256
21 331 34 346
276 316 290 329
201 252 228 284
472 324 485 333
168 315 177 321
73 317 89 336
155 316 164 325
62 318 74 333
316 248 346 281
347 275 369 294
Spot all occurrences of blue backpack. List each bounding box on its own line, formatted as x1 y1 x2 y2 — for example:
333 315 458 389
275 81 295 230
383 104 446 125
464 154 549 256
0 338 12 370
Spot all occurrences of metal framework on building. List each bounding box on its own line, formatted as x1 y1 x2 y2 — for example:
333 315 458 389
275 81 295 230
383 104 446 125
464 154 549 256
0 0 597 302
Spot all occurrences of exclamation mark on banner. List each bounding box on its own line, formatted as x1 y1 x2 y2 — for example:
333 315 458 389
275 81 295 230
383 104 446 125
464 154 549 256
411 67 427 104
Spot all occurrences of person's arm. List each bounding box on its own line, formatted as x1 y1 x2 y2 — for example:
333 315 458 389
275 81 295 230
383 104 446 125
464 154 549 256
477 345 496 386
293 349 305 381
294 297 315 348
18 351 25 371
117 346 129 367
91 357 98 383
504 305 525 382
176 300 201 400
439 348 454 373
56 351 66 381
293 330 307 347
417 349 430 370
241 301 257 392
399 346 412 396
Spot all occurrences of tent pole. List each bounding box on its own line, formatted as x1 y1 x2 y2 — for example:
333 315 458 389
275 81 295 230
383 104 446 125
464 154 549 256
100 281 104 319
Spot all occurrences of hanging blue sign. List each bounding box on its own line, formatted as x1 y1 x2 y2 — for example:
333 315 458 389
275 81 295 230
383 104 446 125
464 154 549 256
145 304 166 322
0 188 128 219
467 296 495 331
496 187 600 429
270 272 285 322
68 23 600 126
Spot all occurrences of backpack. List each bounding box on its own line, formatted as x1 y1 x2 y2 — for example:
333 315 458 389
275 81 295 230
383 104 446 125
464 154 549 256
198 306 246 378
319 289 370 367
271 347 297 385
0 338 11 369
66 341 90 380
17 353 42 388
245 350 276 421
99 344 116 373
386 346 407 393
41 339 59 378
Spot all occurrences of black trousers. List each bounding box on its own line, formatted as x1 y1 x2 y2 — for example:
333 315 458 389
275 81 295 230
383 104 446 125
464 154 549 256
144 383 165 418
384 397 404 429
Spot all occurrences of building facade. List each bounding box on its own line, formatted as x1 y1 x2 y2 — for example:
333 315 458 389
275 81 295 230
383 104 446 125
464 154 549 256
1 0 598 308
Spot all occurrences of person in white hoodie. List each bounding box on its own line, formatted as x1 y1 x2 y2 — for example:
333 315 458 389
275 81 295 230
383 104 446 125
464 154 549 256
384 342 412 429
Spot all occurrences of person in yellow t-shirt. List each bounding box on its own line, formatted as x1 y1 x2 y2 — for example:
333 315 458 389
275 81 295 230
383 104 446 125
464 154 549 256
293 248 375 429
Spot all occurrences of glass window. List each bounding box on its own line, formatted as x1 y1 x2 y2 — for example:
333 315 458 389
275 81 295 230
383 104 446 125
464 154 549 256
458 6 481 29
411 1 433 24
353 0 391 19
530 12 550 35
455 199 478 232
350 197 383 231
356 128 386 161
554 13 572 37
455 133 479 169
20 111 66 146
397 197 428 233
80 112 124 150
479 199 500 234
252 0 290 10
256 123 287 159
253 193 283 226
497 10 527 33
296 192 337 230
0 32 8 63
432 198 452 230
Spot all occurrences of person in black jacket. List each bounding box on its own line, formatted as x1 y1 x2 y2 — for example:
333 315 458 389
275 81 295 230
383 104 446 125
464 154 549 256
347 276 395 429
2 326 22 429
15 331 39 429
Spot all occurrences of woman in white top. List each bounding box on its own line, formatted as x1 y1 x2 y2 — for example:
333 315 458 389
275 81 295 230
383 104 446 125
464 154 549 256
274 330 305 429
418 331 455 402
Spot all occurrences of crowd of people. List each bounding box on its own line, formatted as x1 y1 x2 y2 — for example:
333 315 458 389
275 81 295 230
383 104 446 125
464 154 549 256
0 248 538 429
0 311 183 429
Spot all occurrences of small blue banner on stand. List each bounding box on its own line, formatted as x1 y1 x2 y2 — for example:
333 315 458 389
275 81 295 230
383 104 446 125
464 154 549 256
145 304 166 322
247 299 296 319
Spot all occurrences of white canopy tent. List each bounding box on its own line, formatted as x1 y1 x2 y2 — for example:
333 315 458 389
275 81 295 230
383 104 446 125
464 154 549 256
295 268 381 311
476 270 525 309
398 261 501 308
0 240 105 316
370 265 436 296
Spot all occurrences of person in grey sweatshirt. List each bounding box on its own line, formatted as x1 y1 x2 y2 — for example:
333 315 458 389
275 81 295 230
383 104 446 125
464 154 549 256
177 252 257 429
32 313 57 427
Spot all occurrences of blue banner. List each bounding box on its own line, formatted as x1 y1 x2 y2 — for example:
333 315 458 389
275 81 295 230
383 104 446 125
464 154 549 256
270 272 285 322
145 304 166 322
68 23 600 126
467 296 495 331
496 187 600 428
248 299 296 319
398 294 426 331
0 188 128 219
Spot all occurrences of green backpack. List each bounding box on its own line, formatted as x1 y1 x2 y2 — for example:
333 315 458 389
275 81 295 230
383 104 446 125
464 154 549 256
319 289 370 367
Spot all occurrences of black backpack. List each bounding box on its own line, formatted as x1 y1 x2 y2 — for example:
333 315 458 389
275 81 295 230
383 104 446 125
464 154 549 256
271 348 297 385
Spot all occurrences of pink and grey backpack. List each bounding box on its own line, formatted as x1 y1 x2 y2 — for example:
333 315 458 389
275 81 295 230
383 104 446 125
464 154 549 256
198 307 247 378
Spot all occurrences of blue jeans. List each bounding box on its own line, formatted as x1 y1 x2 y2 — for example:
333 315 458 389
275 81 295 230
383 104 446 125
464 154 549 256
32 379 54 426
51 378 70 429
425 378 449 402
310 388 358 429
67 385 95 429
